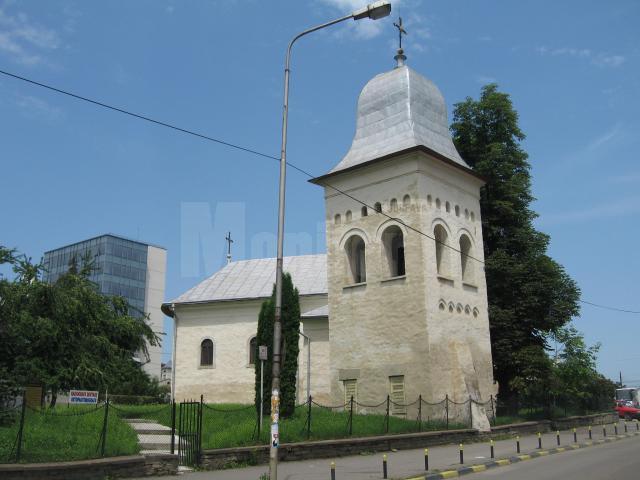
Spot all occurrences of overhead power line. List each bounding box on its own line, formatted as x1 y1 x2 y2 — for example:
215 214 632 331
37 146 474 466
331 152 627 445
2 68 639 315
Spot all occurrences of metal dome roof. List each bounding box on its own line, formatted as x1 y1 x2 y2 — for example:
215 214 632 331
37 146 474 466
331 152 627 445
327 64 469 176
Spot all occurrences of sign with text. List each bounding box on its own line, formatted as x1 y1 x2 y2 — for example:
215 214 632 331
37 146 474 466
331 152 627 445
259 345 268 361
69 390 99 404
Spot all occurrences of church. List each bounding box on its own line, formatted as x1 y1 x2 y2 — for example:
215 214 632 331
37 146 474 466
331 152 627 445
162 46 496 429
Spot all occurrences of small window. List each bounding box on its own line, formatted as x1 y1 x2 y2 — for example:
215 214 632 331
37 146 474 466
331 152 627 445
470 212 475 222
344 379 357 408
389 376 406 417
390 198 398 211
434 225 450 275
345 210 352 222
345 235 366 284
460 234 474 283
455 205 460 216
427 195 433 206
249 336 257 365
435 198 441 209
464 209 469 220
334 214 341 225
200 339 214 367
445 201 451 213
382 225 405 277
403 195 411 207
374 202 382 213
361 206 368 217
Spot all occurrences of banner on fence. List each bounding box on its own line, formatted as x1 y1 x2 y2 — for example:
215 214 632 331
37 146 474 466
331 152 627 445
69 389 99 404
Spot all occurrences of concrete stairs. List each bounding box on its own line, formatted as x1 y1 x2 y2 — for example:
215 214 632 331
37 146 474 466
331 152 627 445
125 418 178 455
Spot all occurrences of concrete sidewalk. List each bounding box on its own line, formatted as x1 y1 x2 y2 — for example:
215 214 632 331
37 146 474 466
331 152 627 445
136 422 638 480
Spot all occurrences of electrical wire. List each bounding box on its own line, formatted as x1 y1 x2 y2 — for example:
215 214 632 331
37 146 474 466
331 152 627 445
2 68 639 315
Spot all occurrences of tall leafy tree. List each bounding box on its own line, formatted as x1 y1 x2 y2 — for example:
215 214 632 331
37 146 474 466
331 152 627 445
450 85 581 410
254 272 300 418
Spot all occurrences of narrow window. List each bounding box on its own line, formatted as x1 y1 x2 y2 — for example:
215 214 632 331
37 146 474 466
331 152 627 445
344 379 357 409
434 225 449 276
200 339 214 367
445 201 451 213
403 194 411 207
361 206 368 217
334 214 341 225
435 198 441 209
345 235 366 284
455 205 460 217
389 376 406 417
249 336 257 365
345 210 352 222
374 202 382 213
382 225 405 277
460 234 474 284
390 198 398 211
427 195 433 206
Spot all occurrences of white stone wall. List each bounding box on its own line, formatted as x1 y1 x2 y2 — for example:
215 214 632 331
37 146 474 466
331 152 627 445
323 151 495 422
143 246 167 378
174 294 329 404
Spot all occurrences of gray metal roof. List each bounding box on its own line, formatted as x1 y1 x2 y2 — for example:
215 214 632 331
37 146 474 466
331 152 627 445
301 304 329 318
170 254 327 305
328 65 469 176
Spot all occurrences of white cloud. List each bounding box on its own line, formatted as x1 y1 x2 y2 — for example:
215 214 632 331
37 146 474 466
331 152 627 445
319 0 402 39
536 45 626 68
586 124 621 152
14 94 61 120
0 6 60 66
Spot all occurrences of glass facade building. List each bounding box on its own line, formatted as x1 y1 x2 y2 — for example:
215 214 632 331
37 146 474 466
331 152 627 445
43 234 167 376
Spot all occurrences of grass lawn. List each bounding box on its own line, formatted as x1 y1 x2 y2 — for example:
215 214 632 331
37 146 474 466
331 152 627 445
117 403 463 450
0 405 139 463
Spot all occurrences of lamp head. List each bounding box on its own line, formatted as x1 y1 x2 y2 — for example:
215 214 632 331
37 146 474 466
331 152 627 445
352 1 392 21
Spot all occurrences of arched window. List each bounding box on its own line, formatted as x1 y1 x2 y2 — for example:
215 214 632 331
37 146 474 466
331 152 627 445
390 198 398 211
361 206 368 217
445 201 451 213
382 226 405 277
403 194 411 207
459 234 474 283
455 205 460 216
200 339 214 367
434 225 450 276
345 210 352 222
345 235 366 284
334 214 341 225
435 198 441 209
249 336 257 365
374 202 382 213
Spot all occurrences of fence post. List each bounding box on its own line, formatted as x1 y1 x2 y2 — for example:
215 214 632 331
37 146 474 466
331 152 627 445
445 394 449 430
198 395 204 465
418 394 422 432
15 391 27 462
100 398 110 457
170 401 176 454
349 395 354 436
468 396 473 429
385 395 390 434
307 396 312 439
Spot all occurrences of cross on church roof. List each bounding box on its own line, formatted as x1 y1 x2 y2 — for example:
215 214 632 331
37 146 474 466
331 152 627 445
225 231 233 264
393 17 407 50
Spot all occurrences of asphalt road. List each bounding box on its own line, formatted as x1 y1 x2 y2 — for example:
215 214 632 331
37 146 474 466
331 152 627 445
474 435 640 479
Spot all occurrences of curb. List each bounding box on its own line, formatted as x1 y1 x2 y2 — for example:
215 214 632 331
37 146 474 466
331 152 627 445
404 431 640 480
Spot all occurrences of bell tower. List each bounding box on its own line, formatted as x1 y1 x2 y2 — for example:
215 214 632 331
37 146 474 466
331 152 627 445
310 49 496 429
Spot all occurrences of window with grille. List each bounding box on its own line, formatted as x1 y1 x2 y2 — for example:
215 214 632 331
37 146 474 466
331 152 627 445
389 375 406 416
344 379 357 410
200 339 214 367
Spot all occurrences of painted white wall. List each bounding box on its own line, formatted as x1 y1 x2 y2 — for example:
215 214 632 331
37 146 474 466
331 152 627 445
174 294 329 404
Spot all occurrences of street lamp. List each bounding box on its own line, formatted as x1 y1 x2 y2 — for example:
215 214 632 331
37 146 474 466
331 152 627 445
270 2 391 479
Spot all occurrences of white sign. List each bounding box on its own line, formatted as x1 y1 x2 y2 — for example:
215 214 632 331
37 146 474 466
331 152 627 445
69 390 99 404
259 345 268 361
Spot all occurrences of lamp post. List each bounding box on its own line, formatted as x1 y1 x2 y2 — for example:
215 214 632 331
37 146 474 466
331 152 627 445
269 2 391 479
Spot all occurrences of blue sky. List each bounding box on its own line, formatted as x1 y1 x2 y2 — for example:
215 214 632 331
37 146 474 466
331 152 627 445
1 0 638 385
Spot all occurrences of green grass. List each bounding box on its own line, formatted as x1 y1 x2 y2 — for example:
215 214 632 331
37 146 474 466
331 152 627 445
122 403 465 450
0 405 139 463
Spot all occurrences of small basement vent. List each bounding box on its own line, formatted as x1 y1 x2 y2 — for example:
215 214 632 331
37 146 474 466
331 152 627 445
389 375 406 417
344 379 357 410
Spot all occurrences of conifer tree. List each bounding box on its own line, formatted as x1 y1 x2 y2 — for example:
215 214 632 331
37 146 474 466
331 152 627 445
451 84 580 411
255 272 300 417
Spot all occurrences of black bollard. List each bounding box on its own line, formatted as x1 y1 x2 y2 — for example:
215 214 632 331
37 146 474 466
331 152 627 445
490 439 494 459
573 428 577 443
382 454 388 479
537 432 542 449
516 435 521 453
614 423 618 435
624 422 628 433
330 461 336 480
603 425 607 437
589 425 592 439
459 444 464 464
424 448 429 471
556 430 560 446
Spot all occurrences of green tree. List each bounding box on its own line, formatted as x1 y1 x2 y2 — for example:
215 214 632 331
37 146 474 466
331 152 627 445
450 84 581 410
0 245 162 406
254 272 300 418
